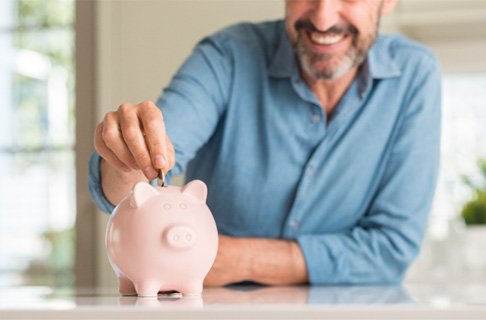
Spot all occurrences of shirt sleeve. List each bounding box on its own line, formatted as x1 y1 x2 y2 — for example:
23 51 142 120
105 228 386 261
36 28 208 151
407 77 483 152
87 33 232 213
157 33 232 178
88 152 116 213
297 57 442 285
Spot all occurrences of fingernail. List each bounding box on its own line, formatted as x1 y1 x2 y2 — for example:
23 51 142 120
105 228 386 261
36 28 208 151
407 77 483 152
153 155 165 168
143 167 158 179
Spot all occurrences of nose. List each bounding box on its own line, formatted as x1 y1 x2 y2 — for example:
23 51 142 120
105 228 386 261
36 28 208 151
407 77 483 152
165 225 196 249
311 0 342 32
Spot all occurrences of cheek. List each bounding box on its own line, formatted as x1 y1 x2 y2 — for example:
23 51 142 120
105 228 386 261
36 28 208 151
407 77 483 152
284 0 310 45
284 10 297 44
349 3 381 35
359 5 381 35
284 21 296 46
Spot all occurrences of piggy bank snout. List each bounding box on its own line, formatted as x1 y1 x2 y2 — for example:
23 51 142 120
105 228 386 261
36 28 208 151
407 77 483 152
165 225 197 249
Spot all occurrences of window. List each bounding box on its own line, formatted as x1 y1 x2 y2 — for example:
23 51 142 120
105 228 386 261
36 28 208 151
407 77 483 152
0 0 75 287
432 74 486 221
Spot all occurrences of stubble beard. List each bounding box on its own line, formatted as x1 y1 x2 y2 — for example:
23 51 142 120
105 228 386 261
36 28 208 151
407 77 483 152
294 19 380 80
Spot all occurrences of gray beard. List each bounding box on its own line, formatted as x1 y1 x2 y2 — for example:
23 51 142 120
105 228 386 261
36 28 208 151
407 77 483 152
295 34 369 80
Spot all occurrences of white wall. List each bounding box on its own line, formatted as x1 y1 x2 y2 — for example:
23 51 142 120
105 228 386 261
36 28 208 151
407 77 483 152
96 0 284 115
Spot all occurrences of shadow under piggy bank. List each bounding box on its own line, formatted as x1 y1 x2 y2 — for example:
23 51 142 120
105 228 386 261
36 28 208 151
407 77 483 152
119 294 203 308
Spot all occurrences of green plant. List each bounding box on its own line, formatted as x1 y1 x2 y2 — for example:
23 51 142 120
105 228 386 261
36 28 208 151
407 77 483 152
461 159 486 225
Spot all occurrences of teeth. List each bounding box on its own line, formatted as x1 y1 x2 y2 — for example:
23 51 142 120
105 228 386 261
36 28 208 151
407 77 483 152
309 33 344 45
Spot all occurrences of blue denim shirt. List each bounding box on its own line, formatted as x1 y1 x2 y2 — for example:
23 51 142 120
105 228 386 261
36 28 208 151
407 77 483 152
89 20 441 285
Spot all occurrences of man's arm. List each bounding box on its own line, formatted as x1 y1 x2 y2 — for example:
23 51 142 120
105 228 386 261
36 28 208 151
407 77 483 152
89 34 232 212
204 236 308 286
205 55 441 286
303 57 441 284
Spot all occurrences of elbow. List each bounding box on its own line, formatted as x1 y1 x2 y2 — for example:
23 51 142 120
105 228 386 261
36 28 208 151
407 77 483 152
379 238 421 285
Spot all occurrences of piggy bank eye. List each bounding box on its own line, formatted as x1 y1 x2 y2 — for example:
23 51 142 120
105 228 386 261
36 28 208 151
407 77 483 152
163 203 171 210
179 203 187 209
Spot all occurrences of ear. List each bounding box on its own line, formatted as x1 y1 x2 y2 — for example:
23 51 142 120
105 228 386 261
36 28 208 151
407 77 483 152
380 0 399 16
130 182 158 208
181 180 207 202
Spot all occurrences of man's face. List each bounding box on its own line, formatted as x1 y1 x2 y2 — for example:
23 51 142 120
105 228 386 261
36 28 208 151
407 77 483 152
285 0 396 80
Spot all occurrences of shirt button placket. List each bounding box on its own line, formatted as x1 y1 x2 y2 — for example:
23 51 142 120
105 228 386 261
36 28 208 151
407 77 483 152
289 219 299 230
286 163 315 236
306 165 315 176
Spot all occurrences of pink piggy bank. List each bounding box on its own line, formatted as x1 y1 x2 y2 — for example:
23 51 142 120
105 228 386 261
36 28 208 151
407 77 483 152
105 180 218 297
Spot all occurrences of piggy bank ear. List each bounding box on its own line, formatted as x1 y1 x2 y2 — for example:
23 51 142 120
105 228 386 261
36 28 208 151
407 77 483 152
130 182 158 208
181 180 207 202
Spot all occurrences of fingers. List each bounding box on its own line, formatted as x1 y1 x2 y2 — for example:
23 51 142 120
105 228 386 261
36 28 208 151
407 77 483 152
102 112 139 169
95 101 176 180
118 103 158 179
94 122 131 172
137 102 168 171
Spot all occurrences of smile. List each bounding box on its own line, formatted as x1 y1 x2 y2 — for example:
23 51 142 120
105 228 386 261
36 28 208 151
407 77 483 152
309 32 346 45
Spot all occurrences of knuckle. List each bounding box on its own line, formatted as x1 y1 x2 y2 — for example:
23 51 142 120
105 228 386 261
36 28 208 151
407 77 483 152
104 111 115 121
144 119 161 132
94 123 103 136
151 108 163 121
103 112 119 126
140 100 154 108
139 101 162 117
122 126 139 141
132 150 150 164
102 127 119 144
151 141 165 153
118 103 132 115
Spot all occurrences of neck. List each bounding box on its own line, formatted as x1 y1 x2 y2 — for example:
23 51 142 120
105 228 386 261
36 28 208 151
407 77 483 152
301 67 358 119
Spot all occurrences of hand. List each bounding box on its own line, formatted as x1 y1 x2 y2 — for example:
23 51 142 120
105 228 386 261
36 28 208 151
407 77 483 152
204 235 248 287
94 101 175 180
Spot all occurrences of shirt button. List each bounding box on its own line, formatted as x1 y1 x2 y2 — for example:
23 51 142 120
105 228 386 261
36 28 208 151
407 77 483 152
306 165 315 176
289 220 299 230
311 114 321 123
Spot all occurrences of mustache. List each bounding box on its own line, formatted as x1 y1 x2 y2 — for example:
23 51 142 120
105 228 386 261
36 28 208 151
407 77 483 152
294 19 358 36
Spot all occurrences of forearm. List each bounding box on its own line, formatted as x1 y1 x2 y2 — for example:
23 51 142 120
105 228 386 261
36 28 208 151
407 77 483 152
242 237 308 285
100 158 148 206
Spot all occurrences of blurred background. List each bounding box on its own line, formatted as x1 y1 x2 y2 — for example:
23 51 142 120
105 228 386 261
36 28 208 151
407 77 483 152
0 0 485 289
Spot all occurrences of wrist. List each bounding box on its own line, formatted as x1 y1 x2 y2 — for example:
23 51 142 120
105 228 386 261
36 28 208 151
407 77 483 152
100 158 147 205
232 237 254 282
100 158 146 184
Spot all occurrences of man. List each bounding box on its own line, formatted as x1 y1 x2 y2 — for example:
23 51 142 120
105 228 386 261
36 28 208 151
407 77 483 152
89 0 441 285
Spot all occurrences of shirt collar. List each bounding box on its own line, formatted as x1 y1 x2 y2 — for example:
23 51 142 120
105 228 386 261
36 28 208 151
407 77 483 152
367 36 401 79
267 29 296 78
267 28 402 82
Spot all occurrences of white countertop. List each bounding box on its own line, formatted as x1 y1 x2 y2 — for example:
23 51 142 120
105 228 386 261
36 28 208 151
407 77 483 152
1 282 485 319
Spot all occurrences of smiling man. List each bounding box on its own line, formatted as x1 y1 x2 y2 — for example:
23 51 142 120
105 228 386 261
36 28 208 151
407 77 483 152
89 0 441 285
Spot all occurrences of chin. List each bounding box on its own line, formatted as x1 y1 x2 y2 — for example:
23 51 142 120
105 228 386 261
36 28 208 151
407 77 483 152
303 58 355 80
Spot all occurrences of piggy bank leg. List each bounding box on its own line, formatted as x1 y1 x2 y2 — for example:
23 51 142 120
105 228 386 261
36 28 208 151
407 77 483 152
178 280 203 296
134 281 161 297
118 276 137 296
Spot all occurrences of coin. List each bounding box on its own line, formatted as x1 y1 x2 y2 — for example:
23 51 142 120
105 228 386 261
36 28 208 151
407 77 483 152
157 170 165 187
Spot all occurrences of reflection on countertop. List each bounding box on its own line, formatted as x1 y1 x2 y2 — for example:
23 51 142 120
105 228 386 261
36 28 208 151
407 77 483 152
1 284 410 308
0 282 485 319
